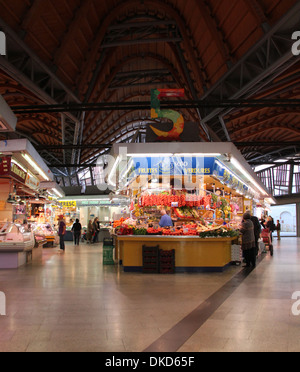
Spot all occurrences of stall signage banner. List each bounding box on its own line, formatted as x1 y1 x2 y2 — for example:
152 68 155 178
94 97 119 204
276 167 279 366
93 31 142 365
212 162 249 193
131 156 216 177
10 162 27 184
78 200 112 207
25 173 40 190
0 157 11 176
60 201 77 208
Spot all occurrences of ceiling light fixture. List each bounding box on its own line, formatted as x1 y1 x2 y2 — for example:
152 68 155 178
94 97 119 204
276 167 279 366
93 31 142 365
22 154 50 181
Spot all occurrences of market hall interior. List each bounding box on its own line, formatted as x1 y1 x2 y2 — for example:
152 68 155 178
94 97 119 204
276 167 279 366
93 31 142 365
0 237 299 353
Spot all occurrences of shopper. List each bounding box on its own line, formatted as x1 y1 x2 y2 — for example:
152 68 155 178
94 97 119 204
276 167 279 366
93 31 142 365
159 209 173 228
93 217 100 244
276 220 281 240
240 213 256 268
87 220 94 244
58 215 66 252
71 218 82 246
266 216 275 242
250 214 262 256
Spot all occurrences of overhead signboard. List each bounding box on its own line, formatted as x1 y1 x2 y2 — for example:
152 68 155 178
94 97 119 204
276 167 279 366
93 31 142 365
25 172 40 190
10 162 27 184
130 156 215 177
0 156 11 176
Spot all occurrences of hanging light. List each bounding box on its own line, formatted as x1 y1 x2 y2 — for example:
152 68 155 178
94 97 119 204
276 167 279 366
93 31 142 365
6 194 15 204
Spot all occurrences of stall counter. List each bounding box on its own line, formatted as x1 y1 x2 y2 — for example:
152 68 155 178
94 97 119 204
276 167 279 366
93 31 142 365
116 235 237 273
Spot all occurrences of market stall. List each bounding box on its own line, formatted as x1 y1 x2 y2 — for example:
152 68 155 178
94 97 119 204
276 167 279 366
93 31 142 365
0 223 35 268
0 140 64 258
109 142 274 272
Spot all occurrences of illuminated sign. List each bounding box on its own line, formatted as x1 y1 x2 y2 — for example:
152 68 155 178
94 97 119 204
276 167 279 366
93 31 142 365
130 157 215 177
25 173 40 190
60 201 77 208
11 162 27 183
0 156 11 176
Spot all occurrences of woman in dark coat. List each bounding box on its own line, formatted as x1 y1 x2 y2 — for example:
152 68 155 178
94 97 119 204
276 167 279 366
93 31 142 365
240 213 256 267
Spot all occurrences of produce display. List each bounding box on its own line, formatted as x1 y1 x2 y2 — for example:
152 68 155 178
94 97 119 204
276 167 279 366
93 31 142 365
114 191 241 238
115 219 239 238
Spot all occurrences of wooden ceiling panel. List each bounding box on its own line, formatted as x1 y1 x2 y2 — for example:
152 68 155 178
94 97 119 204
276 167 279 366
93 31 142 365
0 0 299 167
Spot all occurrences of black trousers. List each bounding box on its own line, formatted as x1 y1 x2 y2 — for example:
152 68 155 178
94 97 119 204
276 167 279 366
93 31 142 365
59 235 65 251
74 232 81 245
243 248 256 267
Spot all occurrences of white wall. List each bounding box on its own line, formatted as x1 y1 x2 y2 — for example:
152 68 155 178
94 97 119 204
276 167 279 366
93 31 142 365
270 204 297 236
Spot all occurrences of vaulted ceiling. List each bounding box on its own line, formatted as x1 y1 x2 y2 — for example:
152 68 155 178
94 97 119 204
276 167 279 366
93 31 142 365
0 0 299 175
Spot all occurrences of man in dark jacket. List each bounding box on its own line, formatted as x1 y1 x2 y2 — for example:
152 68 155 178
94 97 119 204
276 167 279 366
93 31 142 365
71 219 82 246
240 213 256 267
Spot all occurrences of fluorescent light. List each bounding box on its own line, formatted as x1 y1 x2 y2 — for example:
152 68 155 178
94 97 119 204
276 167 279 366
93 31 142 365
127 153 221 157
22 154 50 181
52 188 63 198
254 165 272 172
231 157 268 196
11 159 27 173
265 197 276 205
174 153 221 157
127 153 173 157
108 156 121 187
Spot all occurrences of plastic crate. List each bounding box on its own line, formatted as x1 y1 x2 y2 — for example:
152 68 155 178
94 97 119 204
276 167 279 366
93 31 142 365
103 238 114 247
103 245 115 265
159 249 175 274
142 245 159 273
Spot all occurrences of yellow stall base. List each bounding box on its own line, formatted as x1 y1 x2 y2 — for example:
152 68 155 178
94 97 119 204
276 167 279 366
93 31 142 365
116 236 236 273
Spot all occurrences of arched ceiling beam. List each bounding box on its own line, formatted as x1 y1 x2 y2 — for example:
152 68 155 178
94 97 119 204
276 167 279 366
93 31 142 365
198 1 300 139
83 53 189 137
237 124 300 142
77 0 207 97
193 0 234 68
53 0 94 67
230 110 300 136
242 0 270 32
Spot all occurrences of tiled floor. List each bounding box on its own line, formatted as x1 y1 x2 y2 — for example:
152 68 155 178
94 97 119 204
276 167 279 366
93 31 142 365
0 237 299 352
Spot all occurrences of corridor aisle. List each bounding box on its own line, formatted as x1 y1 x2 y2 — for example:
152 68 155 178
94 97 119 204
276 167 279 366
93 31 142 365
0 238 299 352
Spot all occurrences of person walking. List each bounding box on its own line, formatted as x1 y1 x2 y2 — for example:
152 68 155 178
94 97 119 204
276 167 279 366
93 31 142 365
93 217 100 244
240 213 256 268
276 220 281 240
87 220 94 244
250 214 262 256
71 218 82 246
58 215 66 252
266 216 275 242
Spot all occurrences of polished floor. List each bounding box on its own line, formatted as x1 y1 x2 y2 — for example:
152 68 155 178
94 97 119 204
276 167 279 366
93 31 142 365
0 238 300 352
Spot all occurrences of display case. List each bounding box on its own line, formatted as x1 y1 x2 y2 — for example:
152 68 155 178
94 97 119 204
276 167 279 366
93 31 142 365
31 223 59 247
0 223 35 252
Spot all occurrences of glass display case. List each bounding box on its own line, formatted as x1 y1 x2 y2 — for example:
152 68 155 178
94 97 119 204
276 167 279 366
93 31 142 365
0 223 35 252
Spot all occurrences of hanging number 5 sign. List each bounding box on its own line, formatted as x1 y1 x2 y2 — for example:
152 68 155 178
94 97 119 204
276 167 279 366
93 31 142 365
150 89 185 141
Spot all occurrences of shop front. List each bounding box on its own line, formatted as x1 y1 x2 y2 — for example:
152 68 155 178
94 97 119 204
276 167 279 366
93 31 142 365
0 140 64 267
109 142 274 272
57 196 130 241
